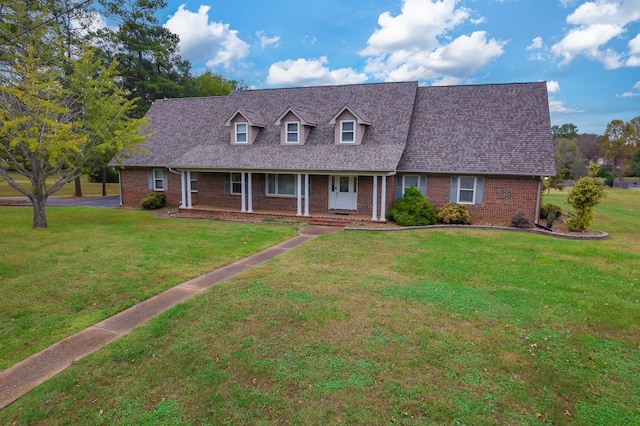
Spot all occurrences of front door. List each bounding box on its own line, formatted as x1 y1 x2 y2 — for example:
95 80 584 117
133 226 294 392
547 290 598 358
329 176 357 210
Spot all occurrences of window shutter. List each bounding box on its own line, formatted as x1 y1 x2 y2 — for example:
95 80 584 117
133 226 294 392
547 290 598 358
162 170 168 190
476 177 484 205
395 175 403 200
224 173 230 195
147 170 153 190
419 176 427 197
450 177 458 203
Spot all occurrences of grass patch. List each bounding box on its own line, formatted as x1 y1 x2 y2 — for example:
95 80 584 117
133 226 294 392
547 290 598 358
0 171 119 198
1 189 639 425
0 207 297 368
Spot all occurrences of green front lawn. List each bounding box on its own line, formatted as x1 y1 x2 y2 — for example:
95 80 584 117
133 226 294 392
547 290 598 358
0 208 298 370
1 189 639 425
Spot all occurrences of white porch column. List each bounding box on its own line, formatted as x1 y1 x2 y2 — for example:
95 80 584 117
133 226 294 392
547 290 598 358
186 171 193 208
240 172 246 213
180 171 187 209
247 172 253 213
380 175 387 222
372 175 378 221
304 173 310 217
297 173 302 216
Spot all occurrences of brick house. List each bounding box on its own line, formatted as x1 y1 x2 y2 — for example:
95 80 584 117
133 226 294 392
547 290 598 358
117 81 556 226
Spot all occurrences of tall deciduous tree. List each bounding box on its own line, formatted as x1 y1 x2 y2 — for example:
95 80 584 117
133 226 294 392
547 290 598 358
552 123 578 140
0 2 147 228
600 118 639 178
192 71 247 97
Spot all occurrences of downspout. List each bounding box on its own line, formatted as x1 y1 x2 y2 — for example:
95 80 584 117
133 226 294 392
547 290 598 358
535 177 542 225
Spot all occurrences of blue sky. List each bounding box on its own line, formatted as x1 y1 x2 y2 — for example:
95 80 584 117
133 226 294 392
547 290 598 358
155 0 640 135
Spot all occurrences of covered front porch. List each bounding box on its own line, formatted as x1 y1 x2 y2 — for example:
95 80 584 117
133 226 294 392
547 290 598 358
176 170 394 222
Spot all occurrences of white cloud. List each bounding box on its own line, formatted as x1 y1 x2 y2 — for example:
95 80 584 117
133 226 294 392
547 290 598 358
164 5 249 69
359 0 505 83
551 0 640 68
549 98 584 113
627 34 640 65
257 31 280 49
618 91 638 97
527 36 544 50
266 57 368 86
547 81 560 93
634 81 640 89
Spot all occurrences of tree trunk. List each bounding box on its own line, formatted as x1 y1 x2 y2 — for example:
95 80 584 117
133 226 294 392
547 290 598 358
102 167 107 196
31 193 48 229
74 176 83 197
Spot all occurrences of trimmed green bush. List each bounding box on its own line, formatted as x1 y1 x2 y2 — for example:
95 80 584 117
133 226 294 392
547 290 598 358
140 192 166 210
437 203 472 225
387 187 437 226
565 162 606 231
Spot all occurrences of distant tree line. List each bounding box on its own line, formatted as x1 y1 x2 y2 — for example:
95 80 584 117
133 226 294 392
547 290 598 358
546 117 640 191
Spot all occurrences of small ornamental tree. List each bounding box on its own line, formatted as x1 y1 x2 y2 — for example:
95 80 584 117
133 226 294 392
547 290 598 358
387 187 437 226
565 162 606 231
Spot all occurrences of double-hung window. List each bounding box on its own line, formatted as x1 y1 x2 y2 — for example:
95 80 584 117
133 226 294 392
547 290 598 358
403 175 419 195
235 123 248 144
152 169 167 191
230 173 243 194
286 122 299 143
458 177 476 204
267 174 303 197
189 172 198 192
340 120 355 143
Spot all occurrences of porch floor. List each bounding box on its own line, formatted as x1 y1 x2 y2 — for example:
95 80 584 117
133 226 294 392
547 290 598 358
178 205 387 227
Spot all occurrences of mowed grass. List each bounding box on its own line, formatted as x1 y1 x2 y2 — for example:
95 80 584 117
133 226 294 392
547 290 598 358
1 189 639 425
0 171 119 197
0 207 298 369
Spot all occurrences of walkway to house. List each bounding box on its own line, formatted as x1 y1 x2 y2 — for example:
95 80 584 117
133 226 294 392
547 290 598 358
0 224 341 410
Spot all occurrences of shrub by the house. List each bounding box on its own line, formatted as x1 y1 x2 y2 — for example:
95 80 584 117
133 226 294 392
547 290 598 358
511 210 533 228
437 203 472 224
140 192 166 210
540 203 563 229
387 187 437 226
565 162 606 231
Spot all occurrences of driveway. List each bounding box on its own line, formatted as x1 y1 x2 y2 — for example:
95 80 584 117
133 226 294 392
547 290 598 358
0 196 120 208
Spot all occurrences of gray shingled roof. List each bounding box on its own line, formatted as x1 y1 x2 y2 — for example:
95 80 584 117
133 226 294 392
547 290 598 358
122 81 418 172
398 82 556 176
121 81 555 176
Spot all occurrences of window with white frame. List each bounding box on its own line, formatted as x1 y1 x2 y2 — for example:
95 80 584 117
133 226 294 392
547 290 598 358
152 169 167 191
340 120 355 143
286 122 299 143
403 175 419 195
267 174 304 197
457 177 476 204
235 122 248 143
189 172 198 192
230 173 243 194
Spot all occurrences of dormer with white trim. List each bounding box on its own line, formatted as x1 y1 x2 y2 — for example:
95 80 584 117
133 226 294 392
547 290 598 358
329 105 371 145
274 106 317 145
224 109 266 145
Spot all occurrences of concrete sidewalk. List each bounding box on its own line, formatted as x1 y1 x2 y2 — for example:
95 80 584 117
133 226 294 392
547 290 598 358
0 225 340 409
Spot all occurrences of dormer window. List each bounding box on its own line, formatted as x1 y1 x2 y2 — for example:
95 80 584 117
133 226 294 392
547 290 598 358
330 106 370 145
340 120 355 143
235 123 248 144
286 122 299 143
275 107 316 145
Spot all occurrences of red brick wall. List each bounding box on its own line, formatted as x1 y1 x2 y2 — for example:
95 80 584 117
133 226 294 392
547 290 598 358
120 169 539 226
425 175 541 226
